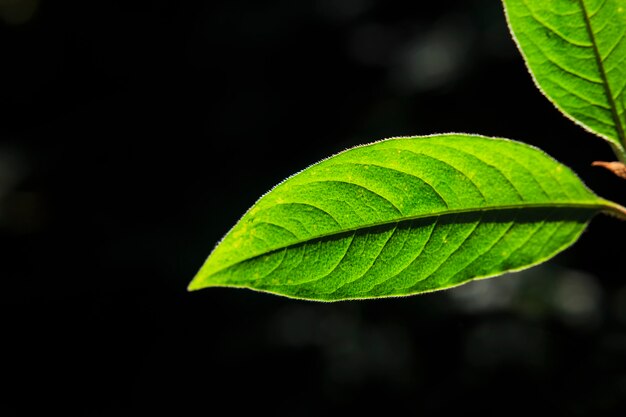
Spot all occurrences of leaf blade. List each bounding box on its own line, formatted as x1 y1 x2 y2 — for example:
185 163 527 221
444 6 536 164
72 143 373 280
189 134 621 301
502 0 626 158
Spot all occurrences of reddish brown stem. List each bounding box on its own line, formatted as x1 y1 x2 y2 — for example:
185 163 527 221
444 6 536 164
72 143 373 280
592 161 626 180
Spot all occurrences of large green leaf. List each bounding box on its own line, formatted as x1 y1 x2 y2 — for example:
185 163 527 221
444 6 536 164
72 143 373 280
188 134 624 301
502 0 626 159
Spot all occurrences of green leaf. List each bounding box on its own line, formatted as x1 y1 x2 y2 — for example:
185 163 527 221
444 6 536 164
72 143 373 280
188 134 624 301
502 0 626 159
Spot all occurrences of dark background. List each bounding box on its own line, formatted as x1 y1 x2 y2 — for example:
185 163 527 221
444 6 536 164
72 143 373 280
2 0 626 415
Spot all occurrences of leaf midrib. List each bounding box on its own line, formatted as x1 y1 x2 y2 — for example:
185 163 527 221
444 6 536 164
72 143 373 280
205 200 617 278
578 0 626 152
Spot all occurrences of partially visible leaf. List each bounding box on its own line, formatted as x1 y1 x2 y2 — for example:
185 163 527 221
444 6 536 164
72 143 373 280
502 0 626 159
188 134 624 301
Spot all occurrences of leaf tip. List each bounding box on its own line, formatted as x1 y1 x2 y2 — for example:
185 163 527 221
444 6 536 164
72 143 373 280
187 276 204 292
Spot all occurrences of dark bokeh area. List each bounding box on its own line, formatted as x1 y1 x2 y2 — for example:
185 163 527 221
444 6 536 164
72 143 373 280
2 0 626 415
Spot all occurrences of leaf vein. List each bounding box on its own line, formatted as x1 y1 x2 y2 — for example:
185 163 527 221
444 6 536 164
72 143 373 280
365 217 441 293
291 232 357 287
578 0 626 146
426 142 525 201
302 179 403 215
521 1 591 48
330 224 401 294
273 202 342 227
342 162 450 208
445 220 518 285
255 221 299 239
414 216 483 290
398 148 487 203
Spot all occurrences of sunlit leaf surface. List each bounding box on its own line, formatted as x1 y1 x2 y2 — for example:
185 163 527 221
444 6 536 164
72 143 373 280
503 0 626 157
189 134 623 301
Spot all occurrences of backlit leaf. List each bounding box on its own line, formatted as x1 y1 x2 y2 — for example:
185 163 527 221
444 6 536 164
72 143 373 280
502 0 626 158
188 134 624 301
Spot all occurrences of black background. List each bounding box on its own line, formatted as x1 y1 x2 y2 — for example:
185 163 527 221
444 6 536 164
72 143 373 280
2 0 626 415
